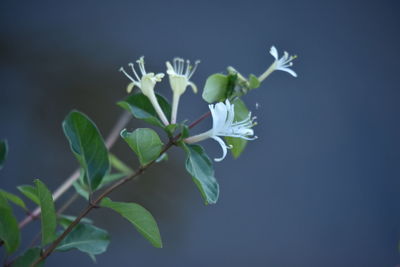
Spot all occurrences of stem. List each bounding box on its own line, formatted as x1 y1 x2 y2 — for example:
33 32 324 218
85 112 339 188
31 141 173 267
148 93 169 126
171 93 180 124
258 62 276 82
188 111 211 129
31 110 212 266
18 111 132 229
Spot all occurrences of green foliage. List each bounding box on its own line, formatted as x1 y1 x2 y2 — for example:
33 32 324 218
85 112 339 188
57 223 110 260
63 110 110 191
13 248 43 267
35 179 57 246
0 193 20 253
0 139 7 170
17 185 40 205
202 74 229 103
0 189 27 211
121 128 164 166
248 74 261 89
101 197 162 248
118 93 171 128
183 144 219 205
225 98 250 158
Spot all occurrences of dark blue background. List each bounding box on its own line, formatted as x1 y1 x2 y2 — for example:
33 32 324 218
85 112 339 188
1 0 400 266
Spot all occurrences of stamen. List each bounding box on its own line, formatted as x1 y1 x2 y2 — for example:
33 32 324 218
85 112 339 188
136 56 146 75
119 67 135 82
185 60 191 77
128 63 141 81
188 60 200 79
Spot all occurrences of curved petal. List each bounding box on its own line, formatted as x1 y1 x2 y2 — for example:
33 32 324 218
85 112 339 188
126 82 135 93
188 81 198 94
211 136 229 162
278 67 297 77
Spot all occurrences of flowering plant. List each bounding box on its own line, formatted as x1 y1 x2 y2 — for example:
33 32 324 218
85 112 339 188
0 45 297 266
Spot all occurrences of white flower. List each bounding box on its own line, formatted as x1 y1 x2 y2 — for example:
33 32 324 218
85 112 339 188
185 100 257 162
119 56 165 96
166 58 200 124
269 46 297 77
119 57 169 126
258 46 297 82
166 58 199 95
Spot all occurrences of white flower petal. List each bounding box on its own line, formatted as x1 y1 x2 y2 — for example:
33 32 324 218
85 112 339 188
270 46 278 60
211 136 229 162
278 67 297 77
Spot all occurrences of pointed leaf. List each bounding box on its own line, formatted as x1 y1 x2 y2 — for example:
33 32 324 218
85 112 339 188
0 189 27 210
225 98 250 158
121 128 164 166
0 193 20 253
62 110 110 191
202 73 229 103
101 198 162 248
35 179 57 246
56 223 110 258
183 144 219 205
13 247 43 267
118 93 171 128
0 139 8 170
17 185 39 205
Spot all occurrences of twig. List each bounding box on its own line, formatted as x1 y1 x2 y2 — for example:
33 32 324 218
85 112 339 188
31 110 212 266
18 111 132 229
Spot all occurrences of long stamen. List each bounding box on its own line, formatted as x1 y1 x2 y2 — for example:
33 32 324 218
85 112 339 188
188 60 200 79
119 67 135 82
185 60 191 77
128 63 141 81
137 57 146 75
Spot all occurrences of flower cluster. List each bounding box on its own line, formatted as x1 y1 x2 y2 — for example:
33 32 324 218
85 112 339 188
119 45 296 161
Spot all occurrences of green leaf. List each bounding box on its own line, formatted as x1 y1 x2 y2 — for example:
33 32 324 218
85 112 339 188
225 98 250 158
121 128 164 166
62 110 110 191
0 139 8 170
17 185 40 205
118 93 171 128
101 197 162 248
58 215 93 229
0 193 20 253
0 189 27 210
109 153 134 174
183 144 219 205
202 74 229 103
13 247 43 267
57 223 110 258
248 74 261 89
35 179 57 246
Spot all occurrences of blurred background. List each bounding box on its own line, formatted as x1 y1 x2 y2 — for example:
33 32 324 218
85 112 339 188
1 0 400 266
